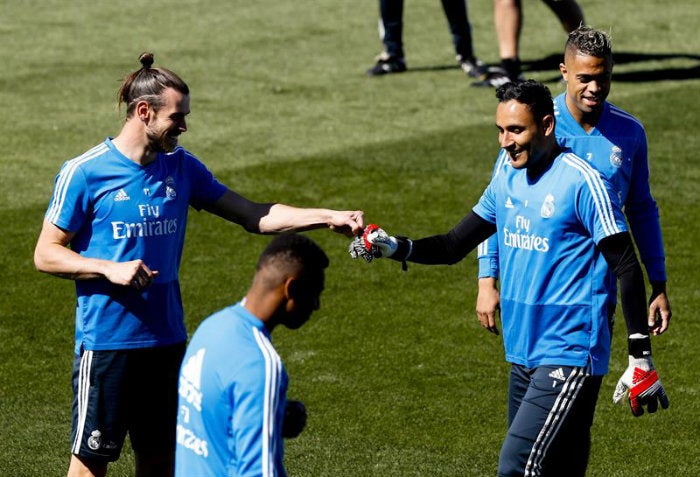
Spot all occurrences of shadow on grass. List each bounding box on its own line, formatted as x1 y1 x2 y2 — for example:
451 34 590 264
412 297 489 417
403 51 700 83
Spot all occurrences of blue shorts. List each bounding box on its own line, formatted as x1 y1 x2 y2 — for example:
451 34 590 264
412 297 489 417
498 364 602 477
70 342 186 463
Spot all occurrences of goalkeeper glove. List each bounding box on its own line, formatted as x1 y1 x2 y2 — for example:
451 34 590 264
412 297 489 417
612 334 669 417
348 224 412 263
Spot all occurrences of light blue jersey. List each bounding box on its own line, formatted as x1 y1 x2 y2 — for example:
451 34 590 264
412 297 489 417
45 139 227 353
176 303 288 477
473 151 628 375
479 93 666 300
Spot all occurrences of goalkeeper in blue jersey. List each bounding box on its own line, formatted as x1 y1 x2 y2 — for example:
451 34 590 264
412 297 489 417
33 52 363 477
350 80 668 476
176 234 327 477
476 25 671 340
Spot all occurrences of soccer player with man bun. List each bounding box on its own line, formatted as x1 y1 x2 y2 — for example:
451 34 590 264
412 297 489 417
34 52 363 477
351 80 669 476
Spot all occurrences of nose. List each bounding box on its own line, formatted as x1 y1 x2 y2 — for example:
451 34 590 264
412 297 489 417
499 131 513 149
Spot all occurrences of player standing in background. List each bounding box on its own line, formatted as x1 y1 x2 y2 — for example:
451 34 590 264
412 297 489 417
476 26 671 341
366 0 486 78
33 52 363 477
474 0 585 87
175 233 327 477
350 80 669 476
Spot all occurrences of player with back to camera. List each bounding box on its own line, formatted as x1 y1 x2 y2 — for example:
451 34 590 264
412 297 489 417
175 233 327 476
350 80 669 476
33 52 363 477
475 25 671 348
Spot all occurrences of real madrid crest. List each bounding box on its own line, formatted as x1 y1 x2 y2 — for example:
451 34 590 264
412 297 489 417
87 430 102 450
541 194 555 218
609 146 623 168
165 176 177 199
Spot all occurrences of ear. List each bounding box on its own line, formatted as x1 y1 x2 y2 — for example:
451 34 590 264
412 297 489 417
135 100 151 122
283 276 299 311
559 62 568 83
542 114 556 137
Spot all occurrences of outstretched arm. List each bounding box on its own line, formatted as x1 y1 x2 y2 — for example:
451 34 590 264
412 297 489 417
204 189 364 236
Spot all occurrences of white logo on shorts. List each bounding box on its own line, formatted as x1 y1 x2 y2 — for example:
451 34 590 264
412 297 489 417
87 430 102 450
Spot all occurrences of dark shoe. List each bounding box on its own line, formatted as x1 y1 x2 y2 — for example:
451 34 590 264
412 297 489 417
367 52 407 76
456 55 487 79
471 67 524 88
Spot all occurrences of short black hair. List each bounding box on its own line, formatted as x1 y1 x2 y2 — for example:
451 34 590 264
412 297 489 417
565 25 613 61
257 234 329 276
495 80 554 123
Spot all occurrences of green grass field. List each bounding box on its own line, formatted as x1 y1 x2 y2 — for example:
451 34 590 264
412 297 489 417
1 1 699 475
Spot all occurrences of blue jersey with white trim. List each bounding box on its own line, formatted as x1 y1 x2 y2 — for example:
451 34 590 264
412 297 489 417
473 151 628 375
176 303 288 477
479 94 666 288
45 139 227 352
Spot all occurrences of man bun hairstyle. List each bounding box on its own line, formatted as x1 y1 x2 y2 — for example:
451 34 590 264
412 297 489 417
117 51 189 117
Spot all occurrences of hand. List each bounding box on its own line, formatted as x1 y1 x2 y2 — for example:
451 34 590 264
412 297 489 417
648 291 671 335
328 210 365 237
282 400 307 438
612 335 669 416
348 224 399 261
476 277 500 335
104 260 159 291
349 235 374 262
362 224 399 258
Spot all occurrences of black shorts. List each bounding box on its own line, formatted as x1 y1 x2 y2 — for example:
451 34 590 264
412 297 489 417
70 342 186 463
498 364 603 477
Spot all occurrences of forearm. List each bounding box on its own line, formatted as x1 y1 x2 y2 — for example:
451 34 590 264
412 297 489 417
258 204 335 234
599 233 648 336
34 243 110 280
402 212 496 265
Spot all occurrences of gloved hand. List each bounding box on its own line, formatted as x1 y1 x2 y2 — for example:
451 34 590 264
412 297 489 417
349 224 399 261
282 400 307 438
362 224 399 258
612 334 669 416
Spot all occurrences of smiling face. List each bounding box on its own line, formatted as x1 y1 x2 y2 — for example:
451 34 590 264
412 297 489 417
145 87 190 153
495 99 555 170
560 51 613 126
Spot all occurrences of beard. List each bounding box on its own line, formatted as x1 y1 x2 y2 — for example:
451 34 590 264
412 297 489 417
146 126 179 153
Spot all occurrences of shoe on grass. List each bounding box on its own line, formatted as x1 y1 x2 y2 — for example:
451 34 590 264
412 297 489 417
367 52 407 76
456 55 487 79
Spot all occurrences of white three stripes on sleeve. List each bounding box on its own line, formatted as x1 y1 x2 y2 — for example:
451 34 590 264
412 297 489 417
46 144 108 224
253 328 283 477
562 154 621 237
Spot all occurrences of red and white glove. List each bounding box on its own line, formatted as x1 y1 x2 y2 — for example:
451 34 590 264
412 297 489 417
349 224 401 261
613 334 669 417
362 224 399 258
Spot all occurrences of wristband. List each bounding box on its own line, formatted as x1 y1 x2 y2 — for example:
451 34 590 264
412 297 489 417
628 334 652 358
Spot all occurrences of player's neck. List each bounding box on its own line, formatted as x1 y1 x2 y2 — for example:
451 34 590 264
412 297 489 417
112 122 158 166
526 144 560 180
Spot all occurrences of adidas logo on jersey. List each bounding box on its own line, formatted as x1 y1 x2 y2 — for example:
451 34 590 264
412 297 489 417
114 189 130 201
505 197 514 209
548 367 566 387
179 348 205 411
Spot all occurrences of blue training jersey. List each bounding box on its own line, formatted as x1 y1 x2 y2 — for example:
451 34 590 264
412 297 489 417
479 94 666 298
473 151 628 375
45 139 227 353
176 303 288 477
